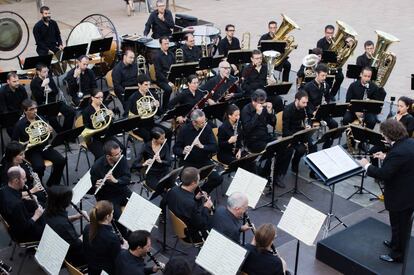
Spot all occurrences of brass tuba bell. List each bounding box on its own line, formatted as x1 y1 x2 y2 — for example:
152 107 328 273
272 14 300 68
302 54 320 78
263 50 281 79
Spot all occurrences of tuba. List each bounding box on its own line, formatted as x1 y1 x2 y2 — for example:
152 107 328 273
137 54 147 76
24 114 51 149
241 32 251 50
371 30 399 88
81 104 113 142
327 21 358 72
263 50 281 79
272 14 300 67
175 48 184 63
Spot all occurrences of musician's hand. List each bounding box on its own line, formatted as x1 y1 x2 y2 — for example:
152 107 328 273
153 263 165 272
236 149 242 159
194 138 204 149
228 135 238 144
204 196 213 209
155 155 162 163
255 103 263 115
207 98 216 106
359 158 370 167
183 145 192 155
305 124 312 129
32 205 44 221
58 45 64 50
143 159 154 166
266 102 273 113
168 82 174 88
154 100 160 108
74 68 81 78
31 182 44 194
240 223 252 232
177 116 186 124
373 152 386 160
80 210 89 221
224 93 234 100
107 172 118 184
195 189 204 200
41 78 50 87
267 76 277 85
96 179 104 188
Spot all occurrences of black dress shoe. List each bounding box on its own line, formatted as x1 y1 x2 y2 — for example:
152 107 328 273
379 254 401 263
383 240 392 248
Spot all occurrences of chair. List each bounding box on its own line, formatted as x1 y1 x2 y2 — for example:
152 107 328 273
64 259 86 275
275 111 283 135
74 116 91 172
44 159 66 185
168 210 203 255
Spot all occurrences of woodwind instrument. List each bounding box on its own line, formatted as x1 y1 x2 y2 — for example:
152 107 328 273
244 213 278 255
195 186 215 214
94 155 124 195
183 123 208 160
22 160 47 198
70 202 90 222
232 119 239 154
23 184 39 207
145 139 167 175
147 252 164 271
217 76 240 102
76 64 83 99
111 220 124 244
0 260 12 275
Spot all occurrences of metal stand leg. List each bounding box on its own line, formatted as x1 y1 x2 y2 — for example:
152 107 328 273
346 171 379 200
254 156 282 211
278 170 312 201
323 184 347 238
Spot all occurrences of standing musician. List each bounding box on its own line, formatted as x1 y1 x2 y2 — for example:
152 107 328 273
303 63 338 148
242 223 287 275
217 24 241 57
356 40 375 68
32 6 64 56
181 33 202 62
316 24 344 100
143 0 174 39
45 185 87 267
258 20 292 82
154 36 175 112
343 67 386 129
30 63 75 133
217 104 242 165
359 119 414 263
115 230 164 275
209 192 250 244
173 109 223 193
83 200 128 275
0 166 45 242
296 47 322 87
241 50 283 113
65 55 97 107
12 99 65 186
112 49 138 116
166 167 213 242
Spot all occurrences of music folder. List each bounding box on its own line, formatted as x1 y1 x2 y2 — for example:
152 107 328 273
61 43 88 62
265 82 292 96
88 37 113 55
22 55 53 70
227 50 252 65
349 99 384 115
37 101 62 118
161 103 193 121
259 40 286 55
167 62 199 82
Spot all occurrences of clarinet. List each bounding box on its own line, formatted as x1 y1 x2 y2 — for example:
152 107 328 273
147 252 164 272
70 202 90 222
232 119 239 154
195 186 215 214
303 108 311 128
111 220 124 244
0 260 12 275
245 213 278 255
22 160 48 198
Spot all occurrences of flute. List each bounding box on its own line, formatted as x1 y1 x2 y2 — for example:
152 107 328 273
184 122 208 160
94 155 124 195
147 252 164 272
145 139 167 175
245 213 278 255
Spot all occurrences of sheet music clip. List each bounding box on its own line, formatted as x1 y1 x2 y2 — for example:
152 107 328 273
198 55 224 70
161 103 193 122
22 55 53 70
349 99 384 115
202 102 229 121
227 50 252 65
167 62 199 83
259 40 286 55
37 101 62 118
60 43 88 62
321 50 337 63
264 82 292 96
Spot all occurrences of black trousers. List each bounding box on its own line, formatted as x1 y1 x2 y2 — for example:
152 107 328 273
26 146 65 186
47 103 76 133
328 69 344 98
388 207 414 260
157 81 173 112
343 111 377 129
275 60 291 82
320 117 339 149
281 139 317 174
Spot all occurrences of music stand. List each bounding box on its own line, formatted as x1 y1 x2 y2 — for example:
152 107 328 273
198 56 224 70
411 74 414 90
330 103 348 118
37 101 62 118
223 152 262 175
259 40 286 55
346 64 378 80
22 55 53 70
349 100 384 127
60 43 88 62
321 51 337 63
167 62 199 83
202 102 228 122
171 31 190 43
314 126 347 146
227 50 252 65
313 103 336 121
161 104 193 122
89 37 113 88
265 82 292 97
50 126 85 186
105 116 145 146
0 71 17 84
0 111 21 154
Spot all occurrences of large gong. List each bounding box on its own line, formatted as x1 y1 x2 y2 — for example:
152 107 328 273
0 11 29 61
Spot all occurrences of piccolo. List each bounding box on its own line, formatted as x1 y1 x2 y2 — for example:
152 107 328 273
70 202 90 222
245 213 278 255
94 155 124 195
147 252 164 272
184 122 207 160
145 139 167 175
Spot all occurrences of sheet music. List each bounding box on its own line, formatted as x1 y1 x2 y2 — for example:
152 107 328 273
118 192 161 232
71 169 92 205
307 145 360 179
277 198 327 246
35 225 70 275
195 229 247 275
226 168 267 208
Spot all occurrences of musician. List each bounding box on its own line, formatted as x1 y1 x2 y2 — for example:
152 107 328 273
163 257 192 275
303 63 338 148
45 185 87 267
242 223 287 275
356 40 375 68
343 67 386 129
173 109 223 193
12 99 65 186
181 33 202 62
83 200 128 275
296 47 322 87
316 24 344 100
112 49 138 116
90 140 132 226
166 167 213 242
395 96 414 137
209 192 250 244
115 230 164 275
32 6 63 56
154 36 175 112
30 63 75 133
0 166 45 242
217 24 241 56
359 119 414 263
217 104 242 164
65 55 97 107
241 50 283 113
143 0 174 39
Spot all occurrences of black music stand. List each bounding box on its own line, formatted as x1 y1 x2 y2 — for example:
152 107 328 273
167 62 199 83
223 152 262 175
161 104 193 122
411 74 414 90
50 126 85 186
265 82 292 97
346 64 378 81
198 56 224 70
321 51 337 63
0 111 21 154
349 99 384 127
233 97 250 110
259 40 286 55
37 101 62 118
105 116 145 147
313 103 336 121
278 128 318 201
202 102 228 122
170 31 190 43
227 50 252 65
314 126 347 146
330 103 348 118
22 55 53 70
61 43 88 62
89 37 113 87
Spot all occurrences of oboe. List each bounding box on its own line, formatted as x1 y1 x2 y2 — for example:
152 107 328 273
22 160 48 198
195 186 215 214
147 252 164 271
232 119 239 154
111 220 124 244
245 213 278 255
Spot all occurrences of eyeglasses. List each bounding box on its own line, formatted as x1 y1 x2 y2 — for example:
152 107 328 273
94 96 103 99
27 107 38 111
227 29 235 32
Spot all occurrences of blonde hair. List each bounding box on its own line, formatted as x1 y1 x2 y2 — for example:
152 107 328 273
88 200 113 242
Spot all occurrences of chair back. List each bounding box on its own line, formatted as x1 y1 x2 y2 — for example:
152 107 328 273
64 259 85 275
106 70 114 89
74 116 84 128
276 111 283 134
212 127 218 143
149 64 157 82
168 210 188 239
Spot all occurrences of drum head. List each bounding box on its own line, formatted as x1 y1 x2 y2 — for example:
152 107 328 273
67 21 102 52
0 18 22 51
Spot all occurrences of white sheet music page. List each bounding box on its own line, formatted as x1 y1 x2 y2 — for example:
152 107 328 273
35 225 70 275
71 169 92 205
195 229 247 275
118 192 161 232
277 198 327 246
226 168 267 208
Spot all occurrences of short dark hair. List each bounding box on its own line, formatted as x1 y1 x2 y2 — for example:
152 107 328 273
225 24 235 31
380 119 408 142
22 99 37 111
77 55 89 62
325 24 335 31
311 47 323 56
128 230 150 250
361 66 373 74
104 140 120 156
123 48 135 57
90 89 103 97
180 167 199 186
364 40 374 48
315 63 328 74
7 72 18 80
159 36 169 44
187 74 198 84
268 21 277 27
35 63 48 72
150 127 165 140
251 49 262 57
295 90 308 101
225 104 239 121
4 141 25 163
184 33 193 41
137 74 151 84
40 6 49 13
251 89 267 102
46 186 73 217
163 257 192 275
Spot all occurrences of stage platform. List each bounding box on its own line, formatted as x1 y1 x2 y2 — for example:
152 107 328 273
316 217 414 275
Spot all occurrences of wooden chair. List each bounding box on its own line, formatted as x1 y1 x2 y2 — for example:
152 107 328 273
74 116 91 172
64 259 86 275
168 210 203 255
275 111 283 135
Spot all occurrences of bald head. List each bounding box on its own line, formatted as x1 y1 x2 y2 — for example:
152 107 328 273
227 192 248 218
218 61 231 78
7 166 26 189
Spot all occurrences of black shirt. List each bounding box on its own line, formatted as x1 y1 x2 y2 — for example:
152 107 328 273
167 88 204 110
115 250 154 275
0 84 28 113
143 10 174 39
303 80 331 114
218 119 242 157
135 141 171 174
345 81 385 102
65 67 97 98
127 90 157 128
282 102 309 137
356 53 372 68
209 206 241 244
182 44 201 62
30 74 59 104
242 243 284 275
12 116 49 150
258 33 274 45
200 75 243 102
154 50 175 83
316 37 331 51
112 61 138 101
217 37 241 56
241 64 267 97
32 19 62 55
398 114 414 137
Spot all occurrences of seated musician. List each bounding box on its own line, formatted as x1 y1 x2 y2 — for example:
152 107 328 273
242 223 287 275
0 166 45 242
115 230 164 275
296 47 322 88
217 104 242 165
200 60 243 104
154 36 175 112
217 24 241 57
173 109 223 193
343 67 386 129
45 185 87 267
90 140 132 230
65 55 97 107
112 49 138 116
181 33 202 62
209 192 250 244
241 50 283 113
83 200 128 275
143 0 174 39
166 167 213 242
395 96 414 137
30 63 75 132
316 24 343 101
303 63 338 148
258 20 292 82
12 99 65 186
356 40 375 68
163 257 192 275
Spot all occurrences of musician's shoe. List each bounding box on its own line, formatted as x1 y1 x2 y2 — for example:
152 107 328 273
379 254 402 263
383 240 392 248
